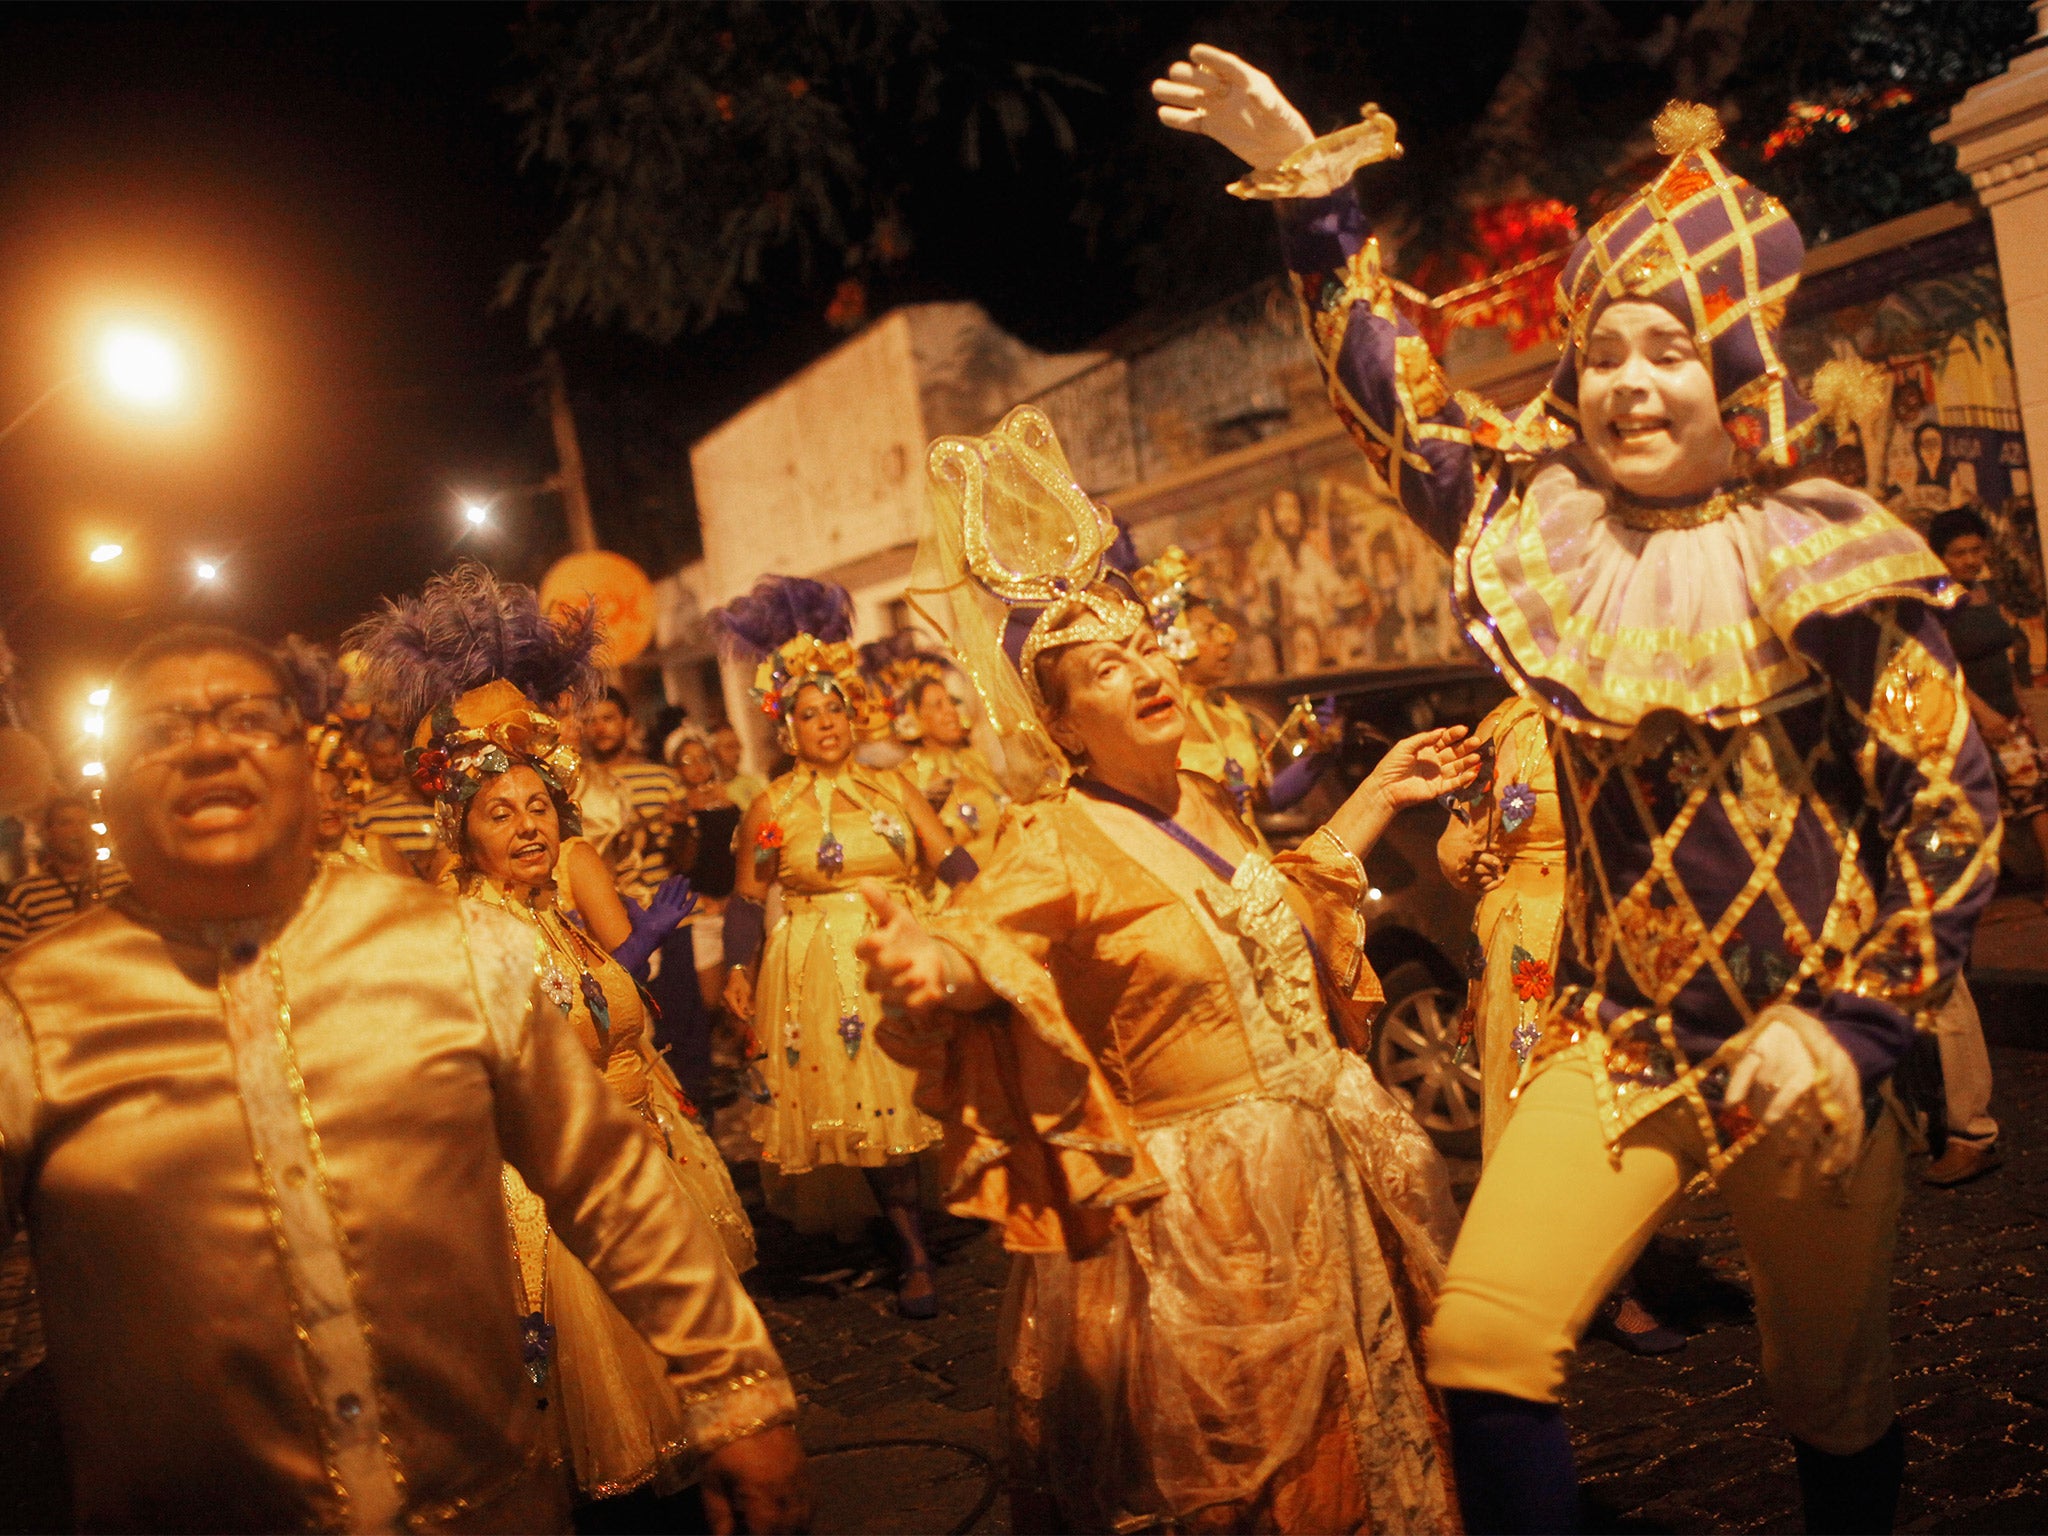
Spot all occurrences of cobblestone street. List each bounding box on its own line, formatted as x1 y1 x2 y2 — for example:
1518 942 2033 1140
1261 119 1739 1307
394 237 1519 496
5 1049 2048 1533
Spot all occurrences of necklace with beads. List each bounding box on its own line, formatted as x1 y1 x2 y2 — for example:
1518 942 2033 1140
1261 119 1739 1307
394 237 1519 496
1611 478 1758 532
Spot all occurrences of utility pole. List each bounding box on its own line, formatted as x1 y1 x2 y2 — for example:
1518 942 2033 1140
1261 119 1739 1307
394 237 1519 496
543 348 600 552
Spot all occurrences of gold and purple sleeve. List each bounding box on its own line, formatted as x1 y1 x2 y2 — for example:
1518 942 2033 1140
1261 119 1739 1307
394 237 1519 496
1801 601 2002 1086
463 904 795 1455
1272 183 1496 556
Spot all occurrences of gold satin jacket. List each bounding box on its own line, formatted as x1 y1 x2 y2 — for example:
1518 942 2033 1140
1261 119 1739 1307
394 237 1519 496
0 863 792 1534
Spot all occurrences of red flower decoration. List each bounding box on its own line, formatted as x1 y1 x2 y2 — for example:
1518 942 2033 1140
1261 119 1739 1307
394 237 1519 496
755 821 785 851
1727 413 1765 452
760 689 783 718
411 748 450 796
1512 956 1554 1002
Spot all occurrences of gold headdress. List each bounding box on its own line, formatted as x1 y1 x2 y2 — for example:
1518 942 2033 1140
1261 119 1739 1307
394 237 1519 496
1131 546 1201 663
748 635 888 742
912 406 1146 798
407 679 584 849
308 721 371 802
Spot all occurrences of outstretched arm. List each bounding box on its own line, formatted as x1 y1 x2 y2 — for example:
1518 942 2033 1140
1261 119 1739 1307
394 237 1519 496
1154 45 1493 556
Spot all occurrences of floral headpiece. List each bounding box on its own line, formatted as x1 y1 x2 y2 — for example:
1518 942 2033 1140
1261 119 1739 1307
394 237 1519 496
405 679 584 848
1131 546 1201 663
1515 102 1815 466
867 647 954 742
748 634 887 739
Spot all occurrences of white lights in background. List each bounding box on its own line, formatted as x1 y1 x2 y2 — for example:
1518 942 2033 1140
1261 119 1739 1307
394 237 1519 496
81 711 104 738
97 325 189 411
462 500 490 527
80 761 105 778
89 543 123 564
88 687 110 707
194 559 220 582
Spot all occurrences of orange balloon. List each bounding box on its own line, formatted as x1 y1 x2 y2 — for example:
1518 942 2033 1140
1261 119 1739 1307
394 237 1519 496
540 550 657 666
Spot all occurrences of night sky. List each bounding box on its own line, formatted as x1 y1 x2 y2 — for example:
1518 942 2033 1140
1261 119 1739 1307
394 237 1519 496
0 4 549 731
0 1 1539 739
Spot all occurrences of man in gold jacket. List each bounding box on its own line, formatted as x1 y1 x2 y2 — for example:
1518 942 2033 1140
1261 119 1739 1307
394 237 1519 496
0 625 808 1534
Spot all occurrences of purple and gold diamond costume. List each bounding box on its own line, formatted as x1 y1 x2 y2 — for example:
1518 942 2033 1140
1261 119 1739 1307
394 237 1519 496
1239 106 2001 1178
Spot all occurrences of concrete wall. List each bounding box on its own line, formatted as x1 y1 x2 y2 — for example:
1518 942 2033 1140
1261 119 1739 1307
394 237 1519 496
681 302 1100 777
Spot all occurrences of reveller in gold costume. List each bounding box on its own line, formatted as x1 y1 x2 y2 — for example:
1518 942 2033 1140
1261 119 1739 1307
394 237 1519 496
859 408 1477 1533
874 645 1008 872
714 577 978 1319
0 624 805 1534
1134 546 1342 849
351 570 757 1508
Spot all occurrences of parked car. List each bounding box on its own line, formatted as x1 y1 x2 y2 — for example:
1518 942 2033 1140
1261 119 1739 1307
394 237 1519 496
1245 663 1508 1156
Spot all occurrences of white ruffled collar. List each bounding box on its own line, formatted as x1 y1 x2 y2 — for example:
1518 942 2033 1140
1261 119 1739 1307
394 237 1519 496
1455 452 1956 737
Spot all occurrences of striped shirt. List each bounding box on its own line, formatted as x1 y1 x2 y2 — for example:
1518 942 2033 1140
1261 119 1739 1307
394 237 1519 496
608 759 678 888
354 786 440 863
0 859 132 952
612 760 681 825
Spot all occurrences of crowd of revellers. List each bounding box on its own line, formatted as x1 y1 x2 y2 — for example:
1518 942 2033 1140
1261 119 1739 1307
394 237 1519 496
0 45 2034 1535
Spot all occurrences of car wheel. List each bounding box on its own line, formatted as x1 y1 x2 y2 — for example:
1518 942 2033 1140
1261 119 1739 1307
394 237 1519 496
1372 960 1482 1157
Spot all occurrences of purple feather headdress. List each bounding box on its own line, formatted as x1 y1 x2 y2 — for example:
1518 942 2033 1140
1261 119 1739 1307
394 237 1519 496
344 561 601 737
711 575 854 662
274 635 346 724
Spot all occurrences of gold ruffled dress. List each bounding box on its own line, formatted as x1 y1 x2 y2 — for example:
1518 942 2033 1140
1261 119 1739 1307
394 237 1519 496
1459 697 1567 1161
750 765 945 1178
466 874 755 1501
889 779 1461 1533
901 740 1007 872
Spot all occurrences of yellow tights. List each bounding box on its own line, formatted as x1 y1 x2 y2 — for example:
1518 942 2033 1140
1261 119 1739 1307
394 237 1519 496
1425 1054 1905 1454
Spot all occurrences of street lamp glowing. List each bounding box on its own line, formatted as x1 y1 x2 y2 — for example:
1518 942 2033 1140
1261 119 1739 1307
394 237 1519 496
89 542 123 564
462 501 490 527
96 324 188 411
194 559 220 581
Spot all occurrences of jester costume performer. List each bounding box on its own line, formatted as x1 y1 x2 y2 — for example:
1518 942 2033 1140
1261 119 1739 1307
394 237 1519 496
1156 47 2000 1533
1134 545 1334 846
868 406 1465 1533
712 576 973 1317
352 568 755 1504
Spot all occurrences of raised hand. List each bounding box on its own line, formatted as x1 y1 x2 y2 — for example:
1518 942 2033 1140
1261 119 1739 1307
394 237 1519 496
1368 726 1484 810
1150 45 1314 171
612 875 699 980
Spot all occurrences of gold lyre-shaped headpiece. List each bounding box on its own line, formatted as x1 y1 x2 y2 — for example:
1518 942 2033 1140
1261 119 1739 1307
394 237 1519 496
914 406 1145 799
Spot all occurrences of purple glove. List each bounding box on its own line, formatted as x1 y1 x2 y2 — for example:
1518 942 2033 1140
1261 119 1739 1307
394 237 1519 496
1269 750 1332 810
613 875 698 981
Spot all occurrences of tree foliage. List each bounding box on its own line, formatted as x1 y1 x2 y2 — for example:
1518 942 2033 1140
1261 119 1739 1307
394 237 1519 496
501 0 1092 342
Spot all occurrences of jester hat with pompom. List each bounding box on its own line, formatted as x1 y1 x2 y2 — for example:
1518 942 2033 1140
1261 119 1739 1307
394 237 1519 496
1517 102 1816 466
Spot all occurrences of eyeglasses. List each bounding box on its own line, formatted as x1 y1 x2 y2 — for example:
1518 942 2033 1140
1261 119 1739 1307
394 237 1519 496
107 694 301 764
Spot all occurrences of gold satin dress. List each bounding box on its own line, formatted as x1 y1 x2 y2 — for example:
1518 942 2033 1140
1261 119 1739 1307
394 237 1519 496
467 876 755 1502
894 782 1462 1534
749 766 944 1176
902 740 1006 872
1459 697 1567 1162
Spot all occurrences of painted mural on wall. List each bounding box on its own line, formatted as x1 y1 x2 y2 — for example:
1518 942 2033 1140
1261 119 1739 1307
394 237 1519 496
1781 261 2045 666
1129 452 1466 683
